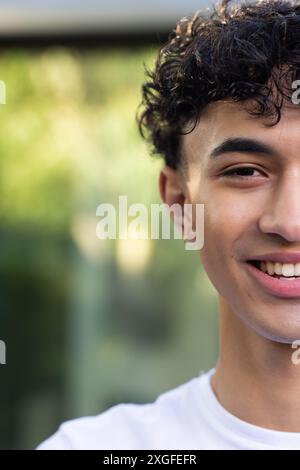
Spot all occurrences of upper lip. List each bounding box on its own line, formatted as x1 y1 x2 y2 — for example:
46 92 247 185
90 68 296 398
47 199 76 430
248 252 300 264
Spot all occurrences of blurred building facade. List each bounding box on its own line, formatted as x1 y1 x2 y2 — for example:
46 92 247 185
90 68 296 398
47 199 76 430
0 0 219 449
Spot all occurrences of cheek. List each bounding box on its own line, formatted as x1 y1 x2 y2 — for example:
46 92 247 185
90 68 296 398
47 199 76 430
199 205 228 281
198 195 253 284
190 174 266 278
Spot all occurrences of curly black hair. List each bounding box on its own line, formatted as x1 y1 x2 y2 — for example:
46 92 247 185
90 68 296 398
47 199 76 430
136 0 300 170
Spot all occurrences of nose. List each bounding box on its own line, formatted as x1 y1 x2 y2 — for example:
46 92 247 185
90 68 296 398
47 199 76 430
258 171 300 242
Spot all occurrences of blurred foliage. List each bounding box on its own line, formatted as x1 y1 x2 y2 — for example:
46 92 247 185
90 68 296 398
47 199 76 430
0 46 218 449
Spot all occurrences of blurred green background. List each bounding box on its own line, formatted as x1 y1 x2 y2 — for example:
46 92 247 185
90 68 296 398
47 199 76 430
0 45 218 449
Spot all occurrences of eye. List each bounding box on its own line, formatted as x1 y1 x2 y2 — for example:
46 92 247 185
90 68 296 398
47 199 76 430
221 166 264 178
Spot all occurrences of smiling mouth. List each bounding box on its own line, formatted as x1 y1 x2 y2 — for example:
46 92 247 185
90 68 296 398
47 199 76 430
247 260 300 280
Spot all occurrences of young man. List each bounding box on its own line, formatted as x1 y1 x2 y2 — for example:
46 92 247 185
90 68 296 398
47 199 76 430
37 0 300 449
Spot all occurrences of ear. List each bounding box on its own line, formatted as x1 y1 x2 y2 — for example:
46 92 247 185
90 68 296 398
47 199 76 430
159 166 189 238
159 165 187 208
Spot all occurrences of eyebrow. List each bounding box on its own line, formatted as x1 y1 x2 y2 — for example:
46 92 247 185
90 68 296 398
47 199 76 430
209 137 280 159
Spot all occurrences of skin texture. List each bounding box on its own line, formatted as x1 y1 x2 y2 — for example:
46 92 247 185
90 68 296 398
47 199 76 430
159 98 300 432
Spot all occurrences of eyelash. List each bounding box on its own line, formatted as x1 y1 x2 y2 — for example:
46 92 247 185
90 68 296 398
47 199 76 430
221 166 264 178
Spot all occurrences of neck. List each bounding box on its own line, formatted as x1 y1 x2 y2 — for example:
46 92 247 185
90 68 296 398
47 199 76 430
211 296 300 432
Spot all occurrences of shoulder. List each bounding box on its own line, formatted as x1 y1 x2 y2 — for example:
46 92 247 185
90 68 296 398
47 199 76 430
36 402 154 450
36 371 211 450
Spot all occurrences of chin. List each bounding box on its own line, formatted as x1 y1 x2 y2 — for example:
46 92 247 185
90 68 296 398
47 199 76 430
244 310 300 345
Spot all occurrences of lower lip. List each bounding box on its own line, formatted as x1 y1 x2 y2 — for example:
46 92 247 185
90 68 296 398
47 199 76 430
245 262 300 298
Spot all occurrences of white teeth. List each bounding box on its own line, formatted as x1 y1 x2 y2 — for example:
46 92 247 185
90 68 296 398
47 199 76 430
296 264 300 276
282 264 294 277
259 261 300 277
261 261 267 272
266 261 275 275
274 263 282 275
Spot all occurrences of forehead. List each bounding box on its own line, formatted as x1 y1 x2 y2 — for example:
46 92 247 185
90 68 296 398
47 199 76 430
182 99 300 165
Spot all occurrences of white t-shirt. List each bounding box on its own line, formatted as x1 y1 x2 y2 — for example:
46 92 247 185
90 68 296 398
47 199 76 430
36 367 300 450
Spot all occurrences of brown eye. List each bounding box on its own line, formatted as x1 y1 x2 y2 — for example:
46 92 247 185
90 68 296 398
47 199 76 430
222 166 262 178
